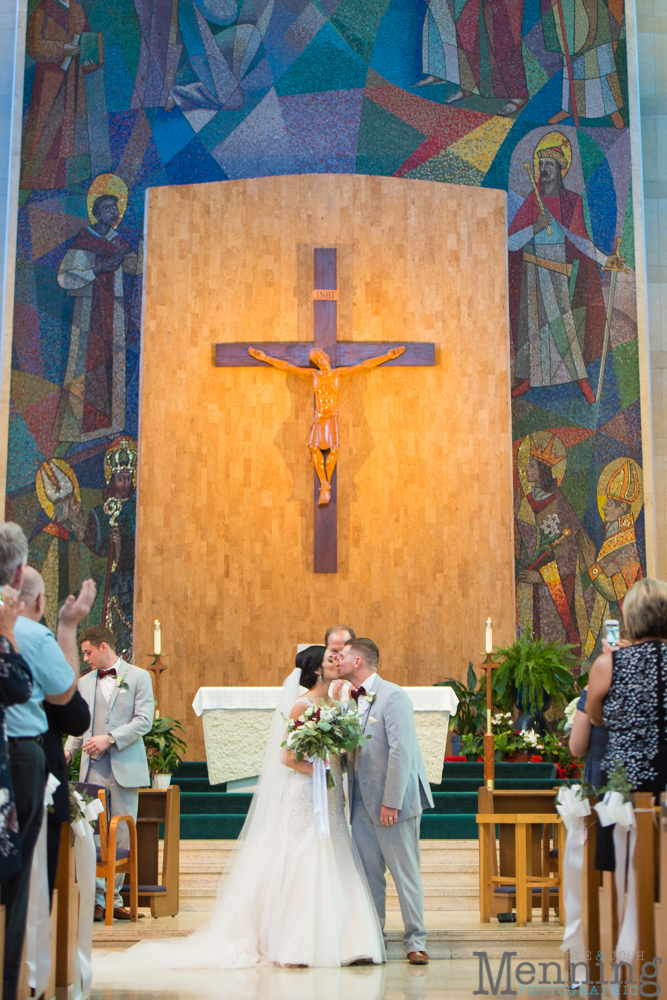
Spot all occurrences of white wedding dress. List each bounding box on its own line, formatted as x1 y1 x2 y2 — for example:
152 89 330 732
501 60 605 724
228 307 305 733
99 670 384 970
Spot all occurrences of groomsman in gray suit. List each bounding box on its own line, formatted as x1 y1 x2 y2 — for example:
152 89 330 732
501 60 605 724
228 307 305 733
64 625 153 921
338 638 434 965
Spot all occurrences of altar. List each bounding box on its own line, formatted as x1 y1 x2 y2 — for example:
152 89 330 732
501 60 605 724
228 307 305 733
192 686 459 787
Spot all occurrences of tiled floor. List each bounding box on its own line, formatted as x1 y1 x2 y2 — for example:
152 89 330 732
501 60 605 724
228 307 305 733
87 956 567 1000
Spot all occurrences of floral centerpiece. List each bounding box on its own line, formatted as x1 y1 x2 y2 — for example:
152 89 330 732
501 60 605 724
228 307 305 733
282 701 368 788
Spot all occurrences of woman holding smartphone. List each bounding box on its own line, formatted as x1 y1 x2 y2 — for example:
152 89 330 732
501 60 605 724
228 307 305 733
587 578 667 868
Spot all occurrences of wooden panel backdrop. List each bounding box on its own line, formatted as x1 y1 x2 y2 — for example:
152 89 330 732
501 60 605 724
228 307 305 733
138 175 514 759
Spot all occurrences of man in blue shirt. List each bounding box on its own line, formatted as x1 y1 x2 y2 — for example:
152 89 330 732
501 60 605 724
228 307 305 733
0 522 95 1000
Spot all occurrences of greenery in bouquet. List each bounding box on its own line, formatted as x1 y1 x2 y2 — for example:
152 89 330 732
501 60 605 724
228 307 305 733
282 701 368 788
436 663 485 736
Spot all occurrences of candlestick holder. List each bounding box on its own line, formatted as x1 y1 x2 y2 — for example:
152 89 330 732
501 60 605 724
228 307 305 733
147 653 168 719
479 651 499 789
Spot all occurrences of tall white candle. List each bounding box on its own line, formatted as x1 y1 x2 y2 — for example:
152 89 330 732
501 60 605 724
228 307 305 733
154 619 161 656
485 618 493 655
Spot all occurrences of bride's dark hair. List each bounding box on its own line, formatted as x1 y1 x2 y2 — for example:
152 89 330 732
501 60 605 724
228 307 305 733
295 645 326 689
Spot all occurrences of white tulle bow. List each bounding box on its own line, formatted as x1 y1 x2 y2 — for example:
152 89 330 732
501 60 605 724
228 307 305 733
556 785 591 983
594 790 637 961
69 790 104 999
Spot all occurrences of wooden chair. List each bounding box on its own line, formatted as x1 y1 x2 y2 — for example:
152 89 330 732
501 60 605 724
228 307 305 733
72 783 138 927
119 786 180 918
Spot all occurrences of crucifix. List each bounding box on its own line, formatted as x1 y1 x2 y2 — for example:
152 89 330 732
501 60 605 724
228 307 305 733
215 248 435 573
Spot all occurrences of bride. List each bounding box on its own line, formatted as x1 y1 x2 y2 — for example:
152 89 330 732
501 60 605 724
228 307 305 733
105 645 385 969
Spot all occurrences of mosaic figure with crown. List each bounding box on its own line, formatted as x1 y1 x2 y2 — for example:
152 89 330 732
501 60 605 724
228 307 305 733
515 431 592 653
576 458 644 658
84 436 138 660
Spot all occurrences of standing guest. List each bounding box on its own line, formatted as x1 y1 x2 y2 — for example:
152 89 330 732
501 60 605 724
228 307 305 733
568 687 608 790
587 578 667 868
64 626 153 920
18 567 91 898
324 623 356 663
325 624 355 700
0 521 95 1000
0 589 34 883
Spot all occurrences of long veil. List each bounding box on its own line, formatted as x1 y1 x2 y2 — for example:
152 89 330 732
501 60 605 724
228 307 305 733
104 669 303 970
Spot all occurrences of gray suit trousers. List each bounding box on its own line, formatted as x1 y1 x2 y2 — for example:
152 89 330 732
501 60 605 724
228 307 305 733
88 755 138 908
351 783 426 954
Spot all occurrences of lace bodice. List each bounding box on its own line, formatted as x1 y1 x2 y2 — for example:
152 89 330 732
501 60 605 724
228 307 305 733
284 697 347 839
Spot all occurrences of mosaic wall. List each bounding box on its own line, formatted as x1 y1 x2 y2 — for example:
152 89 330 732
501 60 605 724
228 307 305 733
7 0 643 664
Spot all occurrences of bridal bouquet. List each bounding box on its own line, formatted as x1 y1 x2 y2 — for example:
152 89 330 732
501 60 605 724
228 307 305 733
282 701 368 788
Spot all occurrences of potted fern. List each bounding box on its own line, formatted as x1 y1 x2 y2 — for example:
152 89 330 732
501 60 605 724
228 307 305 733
144 716 187 788
491 631 579 734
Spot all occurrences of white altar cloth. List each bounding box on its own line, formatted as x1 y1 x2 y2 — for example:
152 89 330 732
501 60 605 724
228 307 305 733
193 685 459 786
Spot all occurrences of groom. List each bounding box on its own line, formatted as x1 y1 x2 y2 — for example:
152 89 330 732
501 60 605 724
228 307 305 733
338 638 434 965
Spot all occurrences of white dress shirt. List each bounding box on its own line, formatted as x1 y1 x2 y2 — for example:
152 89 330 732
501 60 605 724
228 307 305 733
355 672 377 728
98 657 121 703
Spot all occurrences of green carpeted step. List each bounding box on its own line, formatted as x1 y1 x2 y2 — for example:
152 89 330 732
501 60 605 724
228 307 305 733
430 792 478 814
176 762 211 779
171 777 226 793
420 814 479 839
440 762 558 780
180 792 252 815
180 812 480 840
181 814 246 839
431 778 565 793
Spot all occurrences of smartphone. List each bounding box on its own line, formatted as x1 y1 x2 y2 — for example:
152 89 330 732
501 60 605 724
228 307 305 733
497 913 516 923
604 619 620 649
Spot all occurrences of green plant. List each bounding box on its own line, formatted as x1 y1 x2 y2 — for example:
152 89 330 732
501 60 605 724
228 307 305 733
493 730 519 755
491 632 580 715
460 733 483 756
435 663 485 736
144 716 187 775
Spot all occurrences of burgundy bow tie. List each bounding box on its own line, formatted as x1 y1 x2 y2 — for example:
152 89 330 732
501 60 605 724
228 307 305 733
98 668 117 679
350 686 366 703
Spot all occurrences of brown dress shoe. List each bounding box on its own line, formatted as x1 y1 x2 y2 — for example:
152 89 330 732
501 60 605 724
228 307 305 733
408 951 429 965
93 904 105 922
113 907 145 920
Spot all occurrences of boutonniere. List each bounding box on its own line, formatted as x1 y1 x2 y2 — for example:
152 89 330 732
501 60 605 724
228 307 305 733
115 675 129 691
365 691 377 706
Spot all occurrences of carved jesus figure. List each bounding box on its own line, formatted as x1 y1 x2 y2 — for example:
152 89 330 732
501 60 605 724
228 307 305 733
248 345 406 505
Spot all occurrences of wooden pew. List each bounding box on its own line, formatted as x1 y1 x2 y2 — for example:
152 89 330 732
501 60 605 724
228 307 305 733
55 822 78 989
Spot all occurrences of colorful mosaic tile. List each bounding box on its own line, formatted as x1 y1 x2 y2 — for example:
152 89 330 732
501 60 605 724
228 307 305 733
7 0 644 664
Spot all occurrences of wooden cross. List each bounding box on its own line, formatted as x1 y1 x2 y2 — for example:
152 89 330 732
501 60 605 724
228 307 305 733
215 248 435 573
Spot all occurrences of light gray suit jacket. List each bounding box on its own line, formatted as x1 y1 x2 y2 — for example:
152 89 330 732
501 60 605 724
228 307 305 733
65 660 153 788
347 676 434 826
